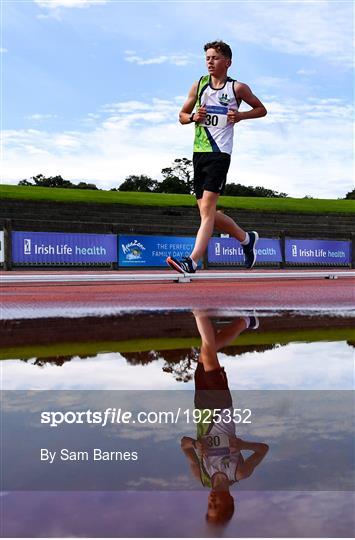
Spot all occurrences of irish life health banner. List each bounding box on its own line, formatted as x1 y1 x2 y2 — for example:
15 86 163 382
285 239 351 265
12 231 117 264
0 231 4 263
208 237 282 264
119 235 197 267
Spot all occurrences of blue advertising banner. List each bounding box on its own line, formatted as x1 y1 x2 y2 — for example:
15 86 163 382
285 239 351 265
0 231 4 263
119 235 196 267
208 237 282 264
12 231 117 264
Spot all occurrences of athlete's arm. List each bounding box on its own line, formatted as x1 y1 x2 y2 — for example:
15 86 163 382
227 82 267 124
179 82 206 125
181 437 201 479
181 436 196 450
230 437 269 480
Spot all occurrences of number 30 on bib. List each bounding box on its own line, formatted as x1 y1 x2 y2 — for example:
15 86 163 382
200 105 228 129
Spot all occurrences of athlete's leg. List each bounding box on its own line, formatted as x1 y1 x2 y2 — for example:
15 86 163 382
193 312 220 371
190 190 219 264
215 318 248 351
196 205 258 270
214 210 247 243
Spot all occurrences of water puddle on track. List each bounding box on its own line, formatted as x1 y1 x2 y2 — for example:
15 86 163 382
1 309 354 538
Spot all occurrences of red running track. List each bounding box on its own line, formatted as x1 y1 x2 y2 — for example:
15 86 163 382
1 270 354 318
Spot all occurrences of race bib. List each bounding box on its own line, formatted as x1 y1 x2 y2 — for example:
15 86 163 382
200 105 228 129
202 432 230 450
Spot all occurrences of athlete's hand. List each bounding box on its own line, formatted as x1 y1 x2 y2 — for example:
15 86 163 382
193 105 207 123
195 438 209 456
227 109 242 124
181 437 195 449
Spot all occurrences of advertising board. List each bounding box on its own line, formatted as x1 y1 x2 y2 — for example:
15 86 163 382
12 231 117 264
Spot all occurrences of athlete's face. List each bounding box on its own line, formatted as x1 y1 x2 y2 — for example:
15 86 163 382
207 491 234 522
205 48 231 76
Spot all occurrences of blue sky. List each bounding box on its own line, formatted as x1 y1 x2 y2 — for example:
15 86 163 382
2 0 353 197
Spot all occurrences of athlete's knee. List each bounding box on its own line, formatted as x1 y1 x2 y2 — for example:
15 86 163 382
199 202 216 220
215 209 228 223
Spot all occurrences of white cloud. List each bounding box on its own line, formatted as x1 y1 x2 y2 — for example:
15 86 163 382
126 476 192 489
3 95 353 197
254 76 290 89
101 101 151 114
34 0 107 8
124 52 200 67
34 0 107 18
25 114 58 120
2 353 187 391
297 69 317 76
36 11 63 21
2 340 352 391
0 47 8 54
2 98 187 189
232 96 353 197
228 1 353 67
221 341 353 391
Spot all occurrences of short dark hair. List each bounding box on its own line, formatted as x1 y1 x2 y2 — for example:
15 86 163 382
206 493 235 525
204 41 232 60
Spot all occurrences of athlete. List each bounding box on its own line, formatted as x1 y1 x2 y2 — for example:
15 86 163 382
181 312 269 525
166 41 267 274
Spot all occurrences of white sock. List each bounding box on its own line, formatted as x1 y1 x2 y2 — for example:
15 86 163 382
189 257 198 270
240 232 250 245
243 316 250 328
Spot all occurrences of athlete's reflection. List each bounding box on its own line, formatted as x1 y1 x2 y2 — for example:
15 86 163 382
181 312 269 525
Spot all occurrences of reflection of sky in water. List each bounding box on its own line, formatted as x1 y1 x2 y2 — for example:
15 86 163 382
3 340 353 390
2 490 355 538
2 315 354 537
3 390 354 492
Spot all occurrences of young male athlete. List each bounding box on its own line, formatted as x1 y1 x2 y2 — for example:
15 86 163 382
181 312 269 525
167 40 267 274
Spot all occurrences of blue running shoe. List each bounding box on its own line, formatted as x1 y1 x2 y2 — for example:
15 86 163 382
248 316 259 330
242 231 259 269
166 256 196 274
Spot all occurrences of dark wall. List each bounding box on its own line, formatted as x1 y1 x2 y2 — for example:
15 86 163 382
1 198 354 239
2 311 353 349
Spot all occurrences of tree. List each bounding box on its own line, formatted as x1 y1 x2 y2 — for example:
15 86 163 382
18 175 99 190
76 182 99 190
33 174 73 188
224 182 287 198
119 175 158 192
159 158 193 194
344 188 355 200
154 176 190 194
18 174 73 188
18 179 33 186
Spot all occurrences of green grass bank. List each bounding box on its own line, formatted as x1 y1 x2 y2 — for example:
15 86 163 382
1 184 354 214
1 326 353 361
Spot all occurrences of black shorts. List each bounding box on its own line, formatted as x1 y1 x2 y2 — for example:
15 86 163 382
194 362 233 410
193 152 231 200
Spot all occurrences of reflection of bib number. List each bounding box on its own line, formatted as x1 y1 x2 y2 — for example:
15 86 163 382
207 435 220 447
203 433 229 448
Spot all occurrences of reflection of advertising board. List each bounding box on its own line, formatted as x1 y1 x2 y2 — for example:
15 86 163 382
119 235 197 267
208 237 282 264
0 231 4 263
285 239 351 265
12 231 117 264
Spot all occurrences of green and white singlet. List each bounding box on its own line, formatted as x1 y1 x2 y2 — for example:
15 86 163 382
193 75 240 155
195 408 241 488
